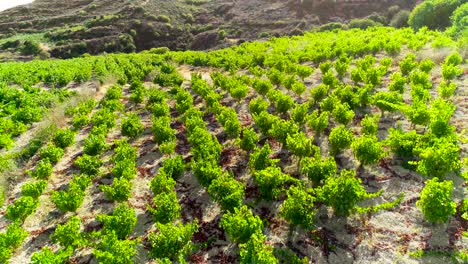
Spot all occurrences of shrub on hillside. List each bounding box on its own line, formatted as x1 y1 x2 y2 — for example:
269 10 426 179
448 3 468 37
348 18 381 30
408 0 465 31
390 10 410 28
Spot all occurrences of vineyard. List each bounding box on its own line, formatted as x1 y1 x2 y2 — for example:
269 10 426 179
0 27 467 263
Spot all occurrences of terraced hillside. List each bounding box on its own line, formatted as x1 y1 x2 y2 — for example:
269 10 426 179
0 0 417 59
0 27 467 264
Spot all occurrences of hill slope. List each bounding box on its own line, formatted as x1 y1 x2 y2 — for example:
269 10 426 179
0 0 417 58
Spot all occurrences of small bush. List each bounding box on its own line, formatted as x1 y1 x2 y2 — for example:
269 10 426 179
39 143 64 164
52 128 75 149
31 159 53 179
417 178 456 223
348 18 381 30
390 10 410 28
21 180 47 199
121 113 144 138
408 0 465 31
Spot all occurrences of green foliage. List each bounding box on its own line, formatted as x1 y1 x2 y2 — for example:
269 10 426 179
308 110 329 136
5 196 39 222
291 103 309 125
390 10 410 28
30 247 72 264
105 85 123 101
253 166 297 200
332 103 355 126
160 155 186 179
121 113 144 138
52 128 75 149
408 0 465 31
361 115 379 135
94 233 139 264
152 117 176 144
208 173 245 212
84 133 109 156
52 175 90 212
221 205 263 244
97 203 137 239
148 221 198 261
437 80 457 98
239 127 259 152
21 180 47 199
280 186 316 229
0 222 28 249
129 83 146 104
101 178 133 202
191 159 222 187
412 137 461 178
286 132 316 159
429 98 456 137
352 135 385 166
31 159 53 179
74 154 103 176
448 3 468 37
249 97 270 115
40 143 64 164
300 154 336 186
442 63 463 80
373 91 403 115
0 223 28 263
150 172 176 194
348 18 381 29
403 100 431 127
252 79 273 95
387 128 420 158
399 53 418 75
321 169 367 217
149 192 181 223
329 125 353 155
268 90 294 114
239 234 277 264
91 109 117 129
419 59 435 73
417 178 456 223
249 143 278 171
52 216 87 249
310 84 329 104
217 107 241 138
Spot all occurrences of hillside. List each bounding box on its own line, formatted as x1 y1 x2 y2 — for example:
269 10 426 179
0 0 417 58
0 26 467 263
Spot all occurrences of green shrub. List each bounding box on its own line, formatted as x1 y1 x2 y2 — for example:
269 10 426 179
148 221 198 261
21 180 47 199
352 135 385 166
239 234 277 264
239 127 259 152
300 154 336 186
280 186 316 229
39 143 64 164
149 192 181 223
84 133 108 156
390 10 410 28
97 203 137 239
31 247 72 264
253 166 297 200
74 154 103 176
329 126 353 155
448 2 468 36
207 173 245 212
31 159 53 179
417 178 456 223
160 155 185 179
5 196 39 222
348 18 381 29
52 216 87 249
408 0 465 31
121 113 144 138
94 233 138 264
101 178 132 202
52 128 75 149
221 206 263 244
